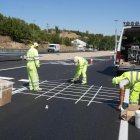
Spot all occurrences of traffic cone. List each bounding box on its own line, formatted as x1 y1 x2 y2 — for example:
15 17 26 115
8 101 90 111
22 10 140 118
90 58 93 64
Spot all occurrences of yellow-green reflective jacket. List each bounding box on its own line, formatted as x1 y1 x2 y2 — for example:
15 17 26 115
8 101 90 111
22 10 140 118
76 56 88 68
116 71 140 90
26 46 40 67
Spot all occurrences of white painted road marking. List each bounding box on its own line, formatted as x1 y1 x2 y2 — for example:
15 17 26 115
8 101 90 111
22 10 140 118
0 76 14 80
0 66 26 71
87 86 102 106
118 90 129 140
35 82 65 99
75 85 94 104
47 83 73 100
12 87 28 95
118 120 128 140
19 79 29 82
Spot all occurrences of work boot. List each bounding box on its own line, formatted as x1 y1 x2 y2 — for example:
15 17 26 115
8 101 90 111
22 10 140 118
81 82 87 85
34 88 42 91
29 87 34 91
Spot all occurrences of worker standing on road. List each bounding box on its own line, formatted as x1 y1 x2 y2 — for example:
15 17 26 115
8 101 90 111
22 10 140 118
26 42 41 91
71 56 88 85
112 71 140 110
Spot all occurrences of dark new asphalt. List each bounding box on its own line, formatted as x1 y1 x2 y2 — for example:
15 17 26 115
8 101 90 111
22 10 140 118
0 56 140 140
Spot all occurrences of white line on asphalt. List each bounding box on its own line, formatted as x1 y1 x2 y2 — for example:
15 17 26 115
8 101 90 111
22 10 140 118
12 87 28 95
47 83 73 100
0 66 26 71
75 85 94 104
19 91 118 105
87 86 102 106
118 89 129 140
35 82 66 99
18 79 29 82
118 120 128 140
0 76 14 80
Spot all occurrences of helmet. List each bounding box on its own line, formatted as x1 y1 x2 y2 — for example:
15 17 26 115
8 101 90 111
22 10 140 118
74 56 78 63
33 42 39 47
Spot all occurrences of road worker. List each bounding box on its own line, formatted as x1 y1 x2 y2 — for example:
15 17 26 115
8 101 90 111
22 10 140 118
112 71 140 110
71 56 88 85
26 42 41 91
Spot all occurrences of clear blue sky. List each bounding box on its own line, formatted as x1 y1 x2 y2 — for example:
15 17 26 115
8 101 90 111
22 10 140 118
0 0 140 35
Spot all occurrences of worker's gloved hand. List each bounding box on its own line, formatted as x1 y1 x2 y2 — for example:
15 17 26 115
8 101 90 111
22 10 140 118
36 64 40 68
118 105 124 111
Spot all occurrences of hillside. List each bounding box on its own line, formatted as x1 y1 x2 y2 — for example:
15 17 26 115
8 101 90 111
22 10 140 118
0 35 26 48
0 35 78 52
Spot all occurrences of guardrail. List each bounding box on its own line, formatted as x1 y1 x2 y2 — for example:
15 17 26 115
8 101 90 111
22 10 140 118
0 48 28 52
0 48 27 60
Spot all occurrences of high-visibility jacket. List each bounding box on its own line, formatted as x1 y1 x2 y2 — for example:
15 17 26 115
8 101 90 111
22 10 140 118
74 56 88 80
115 71 140 103
115 71 140 90
26 45 40 67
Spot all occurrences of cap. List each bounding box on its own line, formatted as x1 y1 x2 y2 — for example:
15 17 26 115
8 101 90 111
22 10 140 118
33 42 39 47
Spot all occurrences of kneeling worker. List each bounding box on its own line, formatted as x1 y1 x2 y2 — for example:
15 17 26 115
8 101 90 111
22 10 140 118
72 56 88 85
26 42 42 91
112 71 140 110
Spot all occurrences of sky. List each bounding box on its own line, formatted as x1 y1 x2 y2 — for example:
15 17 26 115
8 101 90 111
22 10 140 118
0 0 140 35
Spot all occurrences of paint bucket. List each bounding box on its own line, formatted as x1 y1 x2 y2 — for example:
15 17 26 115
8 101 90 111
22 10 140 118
135 110 140 129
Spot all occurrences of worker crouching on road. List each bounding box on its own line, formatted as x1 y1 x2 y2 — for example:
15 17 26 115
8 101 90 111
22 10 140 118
26 42 42 91
71 56 88 85
112 71 140 110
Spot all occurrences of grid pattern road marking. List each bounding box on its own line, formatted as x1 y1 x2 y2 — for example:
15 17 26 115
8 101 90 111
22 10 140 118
35 82 66 99
75 85 94 104
87 86 102 106
16 80 119 106
47 83 73 100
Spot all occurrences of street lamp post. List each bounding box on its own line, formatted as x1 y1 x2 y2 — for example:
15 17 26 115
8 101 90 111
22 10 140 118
46 23 49 33
33 20 36 41
114 20 118 51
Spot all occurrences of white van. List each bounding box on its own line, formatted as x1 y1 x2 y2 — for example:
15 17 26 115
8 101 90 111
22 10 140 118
47 44 60 52
114 21 140 72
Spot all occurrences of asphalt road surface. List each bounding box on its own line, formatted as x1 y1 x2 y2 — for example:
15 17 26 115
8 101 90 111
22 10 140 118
0 56 140 140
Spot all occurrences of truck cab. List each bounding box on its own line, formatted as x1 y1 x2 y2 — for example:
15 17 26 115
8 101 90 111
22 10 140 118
114 21 140 72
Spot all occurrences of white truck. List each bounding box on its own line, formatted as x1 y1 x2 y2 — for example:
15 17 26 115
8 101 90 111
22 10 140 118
114 21 140 73
47 44 60 52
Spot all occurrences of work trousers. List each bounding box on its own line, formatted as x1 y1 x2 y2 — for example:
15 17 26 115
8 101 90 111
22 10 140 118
27 62 39 90
75 64 87 83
